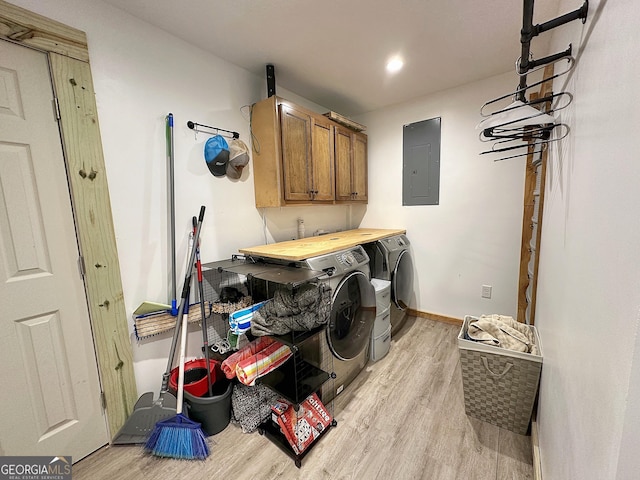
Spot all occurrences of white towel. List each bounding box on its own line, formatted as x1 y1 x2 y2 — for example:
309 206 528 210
467 314 539 355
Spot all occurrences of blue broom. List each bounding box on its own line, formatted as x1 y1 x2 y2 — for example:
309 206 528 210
145 207 209 460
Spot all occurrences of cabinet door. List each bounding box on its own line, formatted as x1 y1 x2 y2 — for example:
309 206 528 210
311 120 335 201
334 126 353 201
351 133 368 202
280 104 312 201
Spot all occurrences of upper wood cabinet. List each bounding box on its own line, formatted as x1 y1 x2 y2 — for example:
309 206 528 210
280 103 335 202
335 126 368 202
250 96 366 207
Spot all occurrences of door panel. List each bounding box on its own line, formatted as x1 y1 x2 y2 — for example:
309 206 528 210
392 250 414 310
311 120 334 201
334 127 352 201
327 271 376 360
280 104 312 201
352 134 368 201
0 39 108 460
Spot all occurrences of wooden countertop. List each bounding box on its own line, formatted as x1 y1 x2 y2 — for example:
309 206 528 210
239 228 406 261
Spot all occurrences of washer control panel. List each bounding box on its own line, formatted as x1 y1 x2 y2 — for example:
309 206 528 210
338 251 355 267
305 245 369 275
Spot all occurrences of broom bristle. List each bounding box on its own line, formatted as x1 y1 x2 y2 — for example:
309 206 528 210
145 413 209 460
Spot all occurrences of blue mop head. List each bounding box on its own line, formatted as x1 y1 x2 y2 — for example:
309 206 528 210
144 413 209 460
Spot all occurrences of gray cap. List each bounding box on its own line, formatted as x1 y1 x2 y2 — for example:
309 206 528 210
226 138 250 179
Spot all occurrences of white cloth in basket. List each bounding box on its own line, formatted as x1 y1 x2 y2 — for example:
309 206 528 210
467 314 539 355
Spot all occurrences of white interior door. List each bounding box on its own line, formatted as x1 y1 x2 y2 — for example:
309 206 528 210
0 39 108 461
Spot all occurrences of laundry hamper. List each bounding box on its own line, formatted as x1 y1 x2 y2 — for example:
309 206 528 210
457 315 543 435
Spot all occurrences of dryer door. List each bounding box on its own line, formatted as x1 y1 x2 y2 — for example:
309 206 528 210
327 271 376 361
391 249 414 310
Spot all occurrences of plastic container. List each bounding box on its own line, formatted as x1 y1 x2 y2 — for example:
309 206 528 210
371 278 391 316
184 377 232 436
458 315 543 435
372 311 391 338
169 358 218 398
370 326 391 362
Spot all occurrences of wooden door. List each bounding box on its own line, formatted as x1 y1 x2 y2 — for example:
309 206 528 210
352 133 368 201
0 39 108 459
280 104 312 201
311 119 334 201
334 126 353 201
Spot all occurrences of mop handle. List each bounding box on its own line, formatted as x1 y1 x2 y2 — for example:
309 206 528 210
193 216 213 396
167 113 178 315
161 206 206 391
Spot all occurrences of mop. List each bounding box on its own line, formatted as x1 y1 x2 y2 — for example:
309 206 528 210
133 112 178 317
133 114 211 339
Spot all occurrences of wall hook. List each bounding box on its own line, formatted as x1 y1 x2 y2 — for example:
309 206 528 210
187 121 239 140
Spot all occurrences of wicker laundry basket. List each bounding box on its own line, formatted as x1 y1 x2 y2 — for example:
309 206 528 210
458 315 543 435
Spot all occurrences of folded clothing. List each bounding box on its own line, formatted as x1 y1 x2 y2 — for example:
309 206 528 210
231 383 278 434
220 336 292 386
466 314 539 355
229 300 269 334
251 283 331 336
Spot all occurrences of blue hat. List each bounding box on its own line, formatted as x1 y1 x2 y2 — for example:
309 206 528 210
204 135 230 177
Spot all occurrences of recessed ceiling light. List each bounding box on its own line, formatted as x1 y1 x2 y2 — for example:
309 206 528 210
386 56 404 74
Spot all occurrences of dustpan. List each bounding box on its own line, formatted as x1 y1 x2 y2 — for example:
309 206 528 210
111 391 177 445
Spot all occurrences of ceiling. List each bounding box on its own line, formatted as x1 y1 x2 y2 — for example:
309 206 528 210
101 0 561 116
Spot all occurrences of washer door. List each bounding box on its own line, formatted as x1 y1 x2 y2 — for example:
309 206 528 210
327 271 376 361
391 249 414 310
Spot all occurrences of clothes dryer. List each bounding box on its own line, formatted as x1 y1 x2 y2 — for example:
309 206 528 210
362 234 414 335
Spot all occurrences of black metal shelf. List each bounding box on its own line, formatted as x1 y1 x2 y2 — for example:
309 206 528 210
269 325 326 350
258 354 330 406
203 256 334 467
258 418 334 468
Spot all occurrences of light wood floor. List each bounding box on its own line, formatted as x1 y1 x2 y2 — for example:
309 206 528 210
74 317 533 480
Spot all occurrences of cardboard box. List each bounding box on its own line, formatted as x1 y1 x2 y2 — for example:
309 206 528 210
270 393 332 455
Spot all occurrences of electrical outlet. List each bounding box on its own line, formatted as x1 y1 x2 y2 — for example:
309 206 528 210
481 285 492 299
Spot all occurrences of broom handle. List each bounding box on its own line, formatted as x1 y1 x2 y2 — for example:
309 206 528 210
176 288 190 415
160 206 205 394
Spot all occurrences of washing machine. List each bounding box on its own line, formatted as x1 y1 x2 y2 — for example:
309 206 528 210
362 234 414 335
243 246 376 403
297 246 376 403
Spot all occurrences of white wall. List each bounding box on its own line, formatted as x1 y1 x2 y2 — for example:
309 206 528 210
7 0 360 396
356 72 527 319
534 0 640 479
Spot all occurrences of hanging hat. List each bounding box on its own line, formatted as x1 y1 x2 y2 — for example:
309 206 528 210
204 135 230 177
226 138 250 179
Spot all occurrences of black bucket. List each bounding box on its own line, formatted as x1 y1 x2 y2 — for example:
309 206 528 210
184 377 232 436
